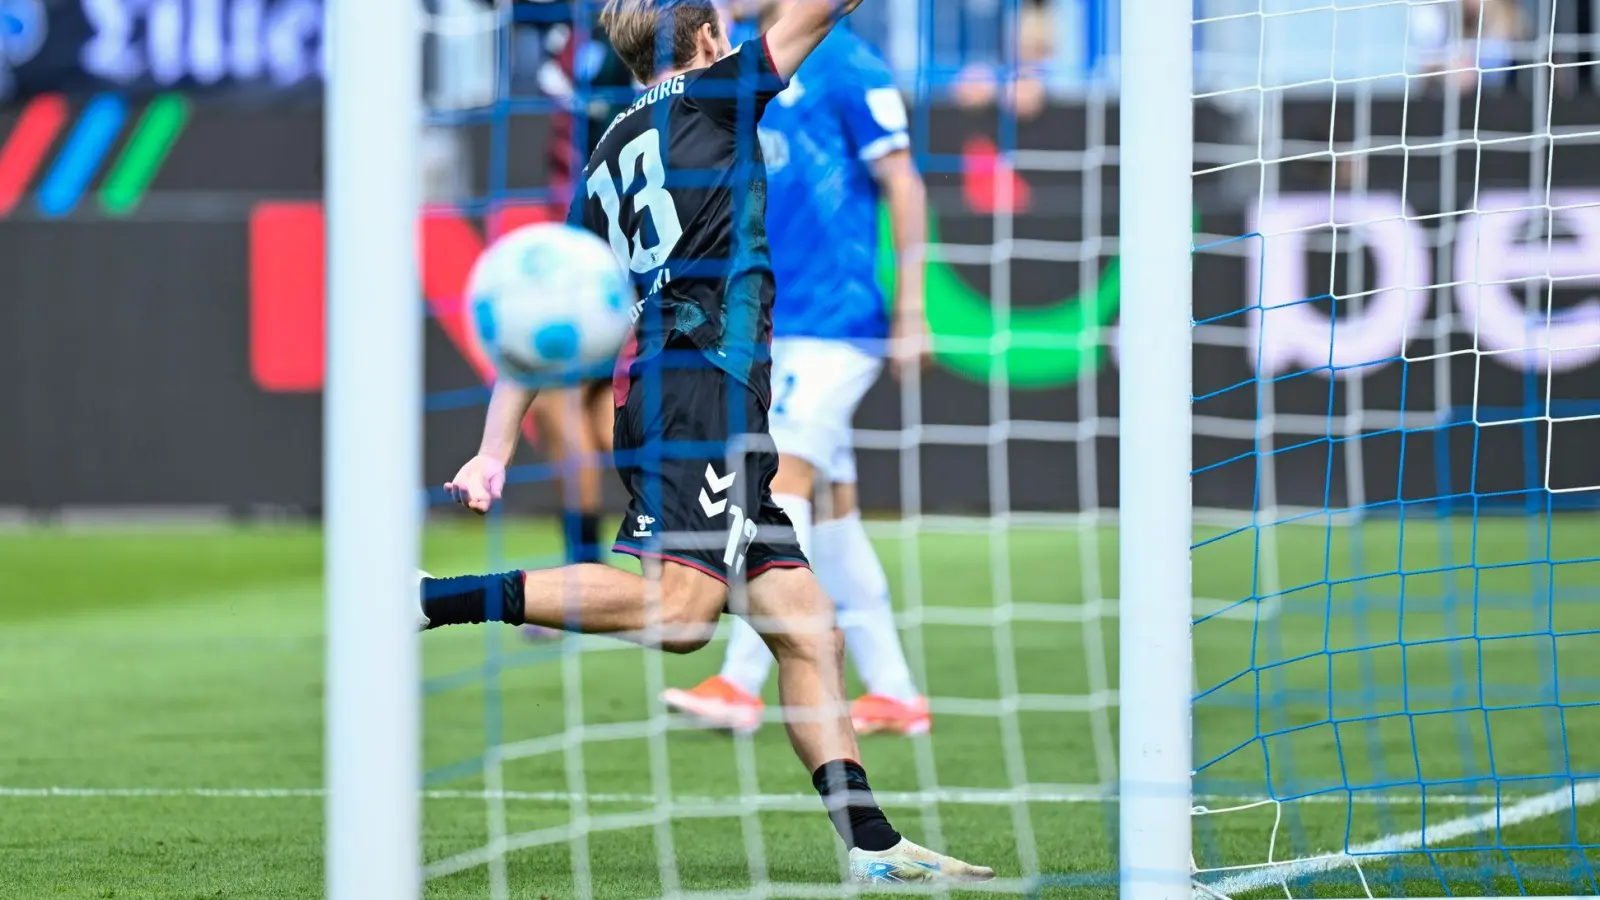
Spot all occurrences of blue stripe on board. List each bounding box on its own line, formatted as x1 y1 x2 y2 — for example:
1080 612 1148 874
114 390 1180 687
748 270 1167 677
36 95 126 218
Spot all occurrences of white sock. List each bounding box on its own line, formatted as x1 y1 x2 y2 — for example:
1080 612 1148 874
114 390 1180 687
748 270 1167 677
813 512 921 704
771 492 815 559
717 493 816 696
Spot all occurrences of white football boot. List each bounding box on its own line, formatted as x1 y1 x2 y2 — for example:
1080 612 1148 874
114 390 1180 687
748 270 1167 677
848 837 995 884
416 570 433 630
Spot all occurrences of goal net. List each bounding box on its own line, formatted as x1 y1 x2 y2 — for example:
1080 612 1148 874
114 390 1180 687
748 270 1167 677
1189 0 1600 896
415 0 1119 895
405 0 1600 897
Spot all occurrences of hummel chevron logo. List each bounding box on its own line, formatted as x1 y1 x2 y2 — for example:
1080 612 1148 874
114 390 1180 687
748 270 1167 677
698 465 737 517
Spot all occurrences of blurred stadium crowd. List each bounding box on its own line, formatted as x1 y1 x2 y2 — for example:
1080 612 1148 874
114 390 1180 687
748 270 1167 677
7 0 1597 109
454 0 1600 102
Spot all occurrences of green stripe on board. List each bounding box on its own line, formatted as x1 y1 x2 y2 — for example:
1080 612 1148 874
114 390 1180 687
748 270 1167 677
99 94 190 216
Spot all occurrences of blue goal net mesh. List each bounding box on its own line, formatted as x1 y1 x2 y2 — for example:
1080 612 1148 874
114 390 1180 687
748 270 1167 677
415 0 1600 897
1189 1 1600 896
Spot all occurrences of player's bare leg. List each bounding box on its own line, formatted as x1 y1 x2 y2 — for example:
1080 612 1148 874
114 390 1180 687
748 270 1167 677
532 388 607 563
741 565 991 882
421 558 991 883
423 562 847 754
663 452 816 724
743 565 854 767
664 453 821 728
672 459 930 736
421 560 724 653
584 379 614 455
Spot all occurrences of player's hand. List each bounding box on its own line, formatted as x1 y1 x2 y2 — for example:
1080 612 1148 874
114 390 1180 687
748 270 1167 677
445 455 507 514
888 316 932 381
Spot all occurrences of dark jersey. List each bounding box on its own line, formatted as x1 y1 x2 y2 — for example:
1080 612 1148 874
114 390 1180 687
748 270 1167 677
569 38 787 402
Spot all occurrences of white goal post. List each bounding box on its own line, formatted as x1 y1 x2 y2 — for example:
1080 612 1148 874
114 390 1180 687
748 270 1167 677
1118 0 1196 898
324 0 424 898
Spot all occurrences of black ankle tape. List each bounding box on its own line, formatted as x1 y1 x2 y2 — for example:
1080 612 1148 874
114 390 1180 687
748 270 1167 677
811 759 901 851
421 571 526 628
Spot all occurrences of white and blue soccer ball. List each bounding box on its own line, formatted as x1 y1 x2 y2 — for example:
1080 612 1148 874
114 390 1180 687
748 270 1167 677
464 223 635 382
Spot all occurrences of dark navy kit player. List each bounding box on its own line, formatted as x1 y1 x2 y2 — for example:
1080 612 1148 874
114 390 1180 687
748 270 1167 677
419 0 991 883
571 13 798 582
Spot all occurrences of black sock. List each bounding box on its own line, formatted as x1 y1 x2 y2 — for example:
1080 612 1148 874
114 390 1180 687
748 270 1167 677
811 759 901 851
563 511 603 564
421 572 526 629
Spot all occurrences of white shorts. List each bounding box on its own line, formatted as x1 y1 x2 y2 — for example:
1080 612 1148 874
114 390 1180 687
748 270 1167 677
768 337 882 485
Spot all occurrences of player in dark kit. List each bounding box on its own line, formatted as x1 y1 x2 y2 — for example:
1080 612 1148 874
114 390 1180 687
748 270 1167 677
418 0 992 885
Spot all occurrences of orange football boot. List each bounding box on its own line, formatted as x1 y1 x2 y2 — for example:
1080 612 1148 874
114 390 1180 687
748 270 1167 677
850 694 932 736
660 676 765 735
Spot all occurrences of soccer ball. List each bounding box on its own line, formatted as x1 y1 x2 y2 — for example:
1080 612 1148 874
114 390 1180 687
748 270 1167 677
464 223 635 382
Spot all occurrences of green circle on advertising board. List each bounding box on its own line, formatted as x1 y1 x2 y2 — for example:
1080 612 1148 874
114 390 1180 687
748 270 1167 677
877 208 1122 389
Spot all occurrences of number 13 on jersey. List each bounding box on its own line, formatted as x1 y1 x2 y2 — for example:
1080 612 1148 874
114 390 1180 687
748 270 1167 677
585 129 685 274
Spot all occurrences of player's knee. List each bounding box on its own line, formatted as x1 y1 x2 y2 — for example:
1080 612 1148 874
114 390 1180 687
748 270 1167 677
772 619 842 672
658 620 713 654
761 580 839 663
656 566 726 654
657 596 717 654
659 633 713 655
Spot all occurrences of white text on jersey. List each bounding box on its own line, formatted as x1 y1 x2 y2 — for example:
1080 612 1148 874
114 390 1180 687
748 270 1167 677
597 75 687 147
631 267 674 323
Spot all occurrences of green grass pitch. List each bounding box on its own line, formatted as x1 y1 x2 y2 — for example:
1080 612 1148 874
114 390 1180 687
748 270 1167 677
3 515 1599 898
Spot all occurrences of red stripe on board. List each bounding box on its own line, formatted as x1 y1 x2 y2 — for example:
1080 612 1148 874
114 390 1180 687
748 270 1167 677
0 95 68 218
420 207 496 379
961 135 1032 215
249 201 326 392
486 201 558 243
245 201 559 447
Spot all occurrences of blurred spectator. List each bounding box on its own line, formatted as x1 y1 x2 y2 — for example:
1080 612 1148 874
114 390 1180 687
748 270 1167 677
1410 0 1524 89
427 0 497 108
949 0 1054 118
532 7 635 571
536 20 637 189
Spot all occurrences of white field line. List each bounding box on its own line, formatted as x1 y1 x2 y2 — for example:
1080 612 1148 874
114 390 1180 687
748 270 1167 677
1197 781 1600 898
0 785 1531 808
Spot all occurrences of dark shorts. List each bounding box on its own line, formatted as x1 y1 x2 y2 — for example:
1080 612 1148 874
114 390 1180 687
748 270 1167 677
611 353 808 584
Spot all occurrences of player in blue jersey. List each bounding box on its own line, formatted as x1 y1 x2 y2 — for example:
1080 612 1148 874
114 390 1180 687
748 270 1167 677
661 1 932 737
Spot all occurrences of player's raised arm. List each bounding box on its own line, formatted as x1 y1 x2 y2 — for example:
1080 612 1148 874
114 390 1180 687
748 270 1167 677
763 0 866 81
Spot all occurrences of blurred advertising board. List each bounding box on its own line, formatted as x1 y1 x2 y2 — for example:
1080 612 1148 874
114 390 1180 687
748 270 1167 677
0 0 322 101
1 95 1598 515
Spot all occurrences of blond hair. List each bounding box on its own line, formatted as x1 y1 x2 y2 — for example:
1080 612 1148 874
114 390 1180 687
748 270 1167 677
600 0 723 84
